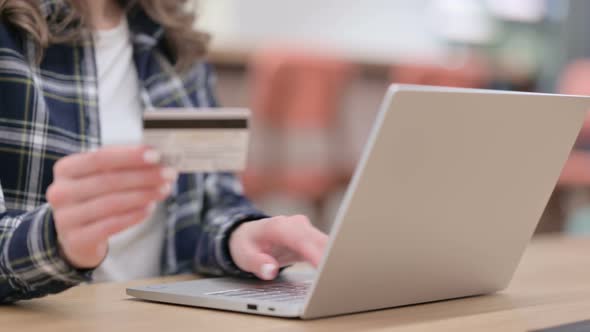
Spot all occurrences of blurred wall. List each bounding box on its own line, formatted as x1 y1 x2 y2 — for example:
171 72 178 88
563 0 590 62
198 0 448 63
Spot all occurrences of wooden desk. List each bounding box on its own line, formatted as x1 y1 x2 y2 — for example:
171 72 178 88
3 236 590 332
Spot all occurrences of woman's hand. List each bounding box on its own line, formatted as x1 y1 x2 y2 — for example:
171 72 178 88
46 146 177 269
229 215 329 280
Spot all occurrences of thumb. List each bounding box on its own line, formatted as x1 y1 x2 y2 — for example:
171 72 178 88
254 253 280 281
236 248 280 281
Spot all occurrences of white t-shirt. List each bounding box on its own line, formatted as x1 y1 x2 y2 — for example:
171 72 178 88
91 18 166 282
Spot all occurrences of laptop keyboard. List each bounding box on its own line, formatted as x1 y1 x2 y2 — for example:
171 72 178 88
206 281 312 302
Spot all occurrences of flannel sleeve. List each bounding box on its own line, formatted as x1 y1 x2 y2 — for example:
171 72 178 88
194 173 268 277
166 62 269 277
0 203 92 303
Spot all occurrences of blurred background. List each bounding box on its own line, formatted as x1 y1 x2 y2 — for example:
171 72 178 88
196 0 590 235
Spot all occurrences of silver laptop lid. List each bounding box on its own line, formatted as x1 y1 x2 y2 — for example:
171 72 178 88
302 85 590 319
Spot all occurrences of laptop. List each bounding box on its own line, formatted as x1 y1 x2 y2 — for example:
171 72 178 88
127 85 590 319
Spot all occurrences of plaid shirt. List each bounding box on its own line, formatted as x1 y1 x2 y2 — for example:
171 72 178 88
0 0 266 303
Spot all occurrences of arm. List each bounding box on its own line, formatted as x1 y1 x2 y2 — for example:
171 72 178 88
177 63 326 279
0 22 90 303
173 172 268 277
0 203 91 303
1 146 174 303
165 63 268 276
185 171 329 281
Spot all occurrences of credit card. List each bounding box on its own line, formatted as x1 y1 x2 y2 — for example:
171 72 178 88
143 108 250 172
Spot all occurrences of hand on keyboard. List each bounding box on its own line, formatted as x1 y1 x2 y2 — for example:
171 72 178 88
229 215 328 281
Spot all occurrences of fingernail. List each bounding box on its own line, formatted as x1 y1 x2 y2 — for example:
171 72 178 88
160 183 172 196
143 150 161 164
146 202 157 214
261 264 277 280
161 167 178 181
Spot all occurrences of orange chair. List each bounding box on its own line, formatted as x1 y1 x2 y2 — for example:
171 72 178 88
242 49 356 224
249 49 354 128
558 59 590 151
557 59 590 186
534 59 590 233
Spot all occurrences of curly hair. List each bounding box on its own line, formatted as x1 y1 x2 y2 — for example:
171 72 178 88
0 0 209 70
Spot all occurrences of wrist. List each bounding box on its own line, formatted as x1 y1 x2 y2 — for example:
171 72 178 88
56 234 107 270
